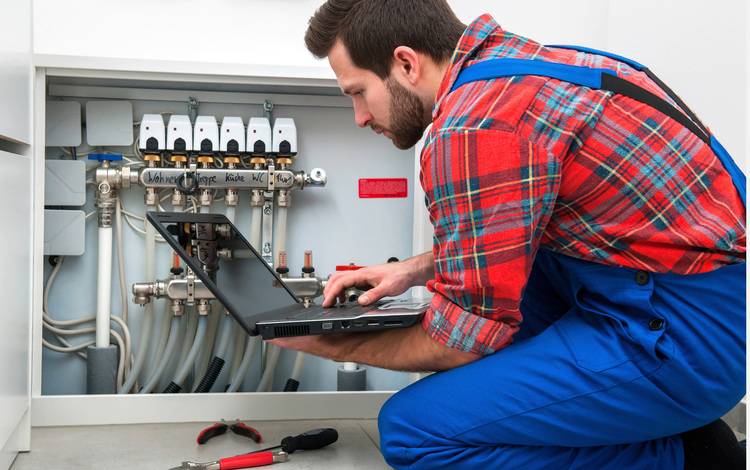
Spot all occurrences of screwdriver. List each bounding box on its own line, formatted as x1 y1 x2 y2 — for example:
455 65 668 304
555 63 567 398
251 428 338 455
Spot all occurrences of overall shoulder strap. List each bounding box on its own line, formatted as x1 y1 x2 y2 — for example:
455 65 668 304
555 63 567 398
451 49 745 205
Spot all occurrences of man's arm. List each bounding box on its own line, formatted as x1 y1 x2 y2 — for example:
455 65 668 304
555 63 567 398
270 323 479 372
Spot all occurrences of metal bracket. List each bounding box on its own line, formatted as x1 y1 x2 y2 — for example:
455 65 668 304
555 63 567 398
261 197 274 266
186 270 196 305
187 96 199 124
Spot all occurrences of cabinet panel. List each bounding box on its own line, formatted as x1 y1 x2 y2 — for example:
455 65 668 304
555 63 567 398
0 0 32 144
0 151 32 453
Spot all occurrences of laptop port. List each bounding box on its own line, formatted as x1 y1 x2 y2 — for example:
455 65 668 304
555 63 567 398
352 320 366 327
321 322 333 330
367 320 380 326
341 321 351 329
383 320 403 327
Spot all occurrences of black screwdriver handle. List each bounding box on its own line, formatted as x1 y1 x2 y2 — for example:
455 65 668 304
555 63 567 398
281 428 338 453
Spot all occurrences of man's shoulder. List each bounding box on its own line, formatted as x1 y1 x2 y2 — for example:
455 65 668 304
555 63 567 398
433 73 548 136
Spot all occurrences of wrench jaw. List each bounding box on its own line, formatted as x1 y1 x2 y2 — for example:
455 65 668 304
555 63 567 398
168 461 219 470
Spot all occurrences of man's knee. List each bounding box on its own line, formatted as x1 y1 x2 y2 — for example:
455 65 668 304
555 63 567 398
378 390 414 468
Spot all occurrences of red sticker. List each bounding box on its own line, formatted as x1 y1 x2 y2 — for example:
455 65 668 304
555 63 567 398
359 178 408 198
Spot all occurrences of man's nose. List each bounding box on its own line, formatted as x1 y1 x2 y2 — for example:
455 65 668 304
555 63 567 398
353 104 372 128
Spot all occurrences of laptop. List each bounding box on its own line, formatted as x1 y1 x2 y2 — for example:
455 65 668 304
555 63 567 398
147 212 428 339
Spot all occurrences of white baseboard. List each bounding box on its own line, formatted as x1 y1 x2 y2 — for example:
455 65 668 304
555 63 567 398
32 391 393 427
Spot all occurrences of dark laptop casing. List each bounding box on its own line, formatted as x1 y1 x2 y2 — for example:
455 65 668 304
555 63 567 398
147 212 426 338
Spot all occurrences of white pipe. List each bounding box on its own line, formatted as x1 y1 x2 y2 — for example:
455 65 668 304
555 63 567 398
140 316 181 394
175 308 198 383
272 205 288 268
290 353 305 382
194 203 220 382
120 209 156 393
256 199 288 392
343 362 358 372
227 336 258 393
249 205 263 250
115 198 131 379
256 344 281 392
214 315 234 359
173 315 209 387
96 226 113 347
228 328 246 378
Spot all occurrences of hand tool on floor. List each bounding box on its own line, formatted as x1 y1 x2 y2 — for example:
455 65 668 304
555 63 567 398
197 420 263 445
250 428 338 455
168 451 288 470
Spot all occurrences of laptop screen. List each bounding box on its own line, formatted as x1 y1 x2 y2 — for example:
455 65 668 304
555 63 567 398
150 212 300 328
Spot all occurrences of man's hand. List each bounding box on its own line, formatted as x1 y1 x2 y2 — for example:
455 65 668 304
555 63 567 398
322 252 434 307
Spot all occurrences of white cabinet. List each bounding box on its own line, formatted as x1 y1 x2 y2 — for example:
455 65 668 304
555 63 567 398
0 0 32 145
0 151 32 468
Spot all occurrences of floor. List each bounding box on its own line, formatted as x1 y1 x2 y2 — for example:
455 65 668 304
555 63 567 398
11 419 387 470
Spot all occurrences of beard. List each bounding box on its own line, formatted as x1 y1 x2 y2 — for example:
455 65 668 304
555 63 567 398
384 78 431 150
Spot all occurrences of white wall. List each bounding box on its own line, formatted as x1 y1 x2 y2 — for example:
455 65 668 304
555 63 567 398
33 0 747 166
33 0 329 72
606 0 747 169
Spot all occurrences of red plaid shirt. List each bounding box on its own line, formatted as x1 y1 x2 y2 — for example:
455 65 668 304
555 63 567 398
420 14 746 355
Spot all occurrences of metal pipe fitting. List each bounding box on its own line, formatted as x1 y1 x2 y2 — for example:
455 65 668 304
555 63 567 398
196 299 211 316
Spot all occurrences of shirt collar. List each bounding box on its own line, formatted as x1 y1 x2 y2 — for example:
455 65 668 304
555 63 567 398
432 14 503 120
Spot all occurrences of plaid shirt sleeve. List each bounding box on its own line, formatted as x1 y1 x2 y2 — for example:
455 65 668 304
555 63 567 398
420 128 561 355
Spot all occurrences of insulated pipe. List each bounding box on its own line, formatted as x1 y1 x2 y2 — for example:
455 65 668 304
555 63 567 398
164 315 209 393
256 344 281 392
194 204 220 382
140 315 181 394
176 308 198 378
249 205 263 250
272 205 288 272
284 353 306 391
194 206 236 393
227 336 258 393
194 314 234 393
214 314 234 359
120 211 156 394
228 328 246 378
96 226 113 347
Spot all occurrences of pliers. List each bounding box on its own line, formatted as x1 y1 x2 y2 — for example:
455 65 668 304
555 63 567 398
197 420 263 445
168 451 288 470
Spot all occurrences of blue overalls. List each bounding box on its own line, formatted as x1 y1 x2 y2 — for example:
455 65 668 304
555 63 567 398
378 47 746 469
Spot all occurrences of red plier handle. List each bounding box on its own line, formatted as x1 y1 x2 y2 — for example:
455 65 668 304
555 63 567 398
219 451 287 469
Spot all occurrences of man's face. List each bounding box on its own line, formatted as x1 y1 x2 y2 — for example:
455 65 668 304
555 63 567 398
329 41 429 150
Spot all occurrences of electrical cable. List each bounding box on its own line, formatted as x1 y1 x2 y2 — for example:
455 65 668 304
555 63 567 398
43 320 127 389
43 256 132 378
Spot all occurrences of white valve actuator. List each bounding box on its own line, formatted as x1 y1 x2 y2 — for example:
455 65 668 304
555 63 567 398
167 115 193 152
272 118 297 156
220 117 246 153
194 115 219 154
247 117 272 155
139 114 166 151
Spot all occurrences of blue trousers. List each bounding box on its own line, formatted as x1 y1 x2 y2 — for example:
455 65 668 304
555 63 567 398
378 250 745 469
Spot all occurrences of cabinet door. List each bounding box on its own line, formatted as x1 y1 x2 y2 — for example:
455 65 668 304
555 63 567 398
0 151 32 466
0 0 32 144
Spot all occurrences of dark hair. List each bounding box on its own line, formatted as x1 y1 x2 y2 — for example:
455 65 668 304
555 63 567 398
305 0 465 78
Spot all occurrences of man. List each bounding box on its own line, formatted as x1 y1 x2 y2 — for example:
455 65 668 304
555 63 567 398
272 1 746 468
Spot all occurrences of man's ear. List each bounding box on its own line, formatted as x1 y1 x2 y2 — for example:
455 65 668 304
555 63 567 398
392 46 421 85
